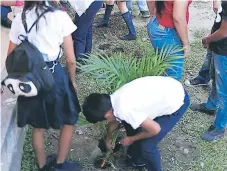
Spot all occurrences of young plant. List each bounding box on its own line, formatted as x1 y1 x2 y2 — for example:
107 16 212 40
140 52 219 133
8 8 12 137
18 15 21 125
78 43 183 93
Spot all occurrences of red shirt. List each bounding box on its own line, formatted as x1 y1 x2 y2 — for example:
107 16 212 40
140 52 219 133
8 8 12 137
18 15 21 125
156 0 192 28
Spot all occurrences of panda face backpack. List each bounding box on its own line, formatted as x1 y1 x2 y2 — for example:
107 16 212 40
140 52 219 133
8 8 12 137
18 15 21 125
2 8 56 97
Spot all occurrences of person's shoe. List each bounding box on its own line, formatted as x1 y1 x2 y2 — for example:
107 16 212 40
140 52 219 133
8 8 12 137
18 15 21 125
94 4 113 27
93 19 109 27
190 103 216 115
1 17 12 28
140 11 150 18
119 33 137 41
185 77 210 87
202 125 225 141
53 161 81 171
38 154 57 171
120 11 137 41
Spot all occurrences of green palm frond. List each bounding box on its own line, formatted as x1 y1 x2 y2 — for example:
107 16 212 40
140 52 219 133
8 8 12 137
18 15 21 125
78 43 184 93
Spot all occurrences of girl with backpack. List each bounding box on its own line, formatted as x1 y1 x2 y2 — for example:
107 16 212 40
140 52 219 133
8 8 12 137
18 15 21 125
7 1 81 170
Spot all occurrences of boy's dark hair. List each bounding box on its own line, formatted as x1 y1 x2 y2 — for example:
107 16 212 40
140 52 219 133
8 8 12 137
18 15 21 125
82 93 112 123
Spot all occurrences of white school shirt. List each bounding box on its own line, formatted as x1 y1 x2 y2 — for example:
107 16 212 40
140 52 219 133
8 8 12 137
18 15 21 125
110 76 185 129
9 8 77 62
69 0 95 17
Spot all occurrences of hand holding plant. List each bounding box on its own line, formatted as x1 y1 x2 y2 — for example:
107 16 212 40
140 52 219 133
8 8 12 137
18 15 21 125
120 136 134 146
105 137 114 153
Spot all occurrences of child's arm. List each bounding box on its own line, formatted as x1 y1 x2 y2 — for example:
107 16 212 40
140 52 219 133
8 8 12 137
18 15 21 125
63 34 77 90
173 0 190 56
7 41 17 56
120 118 161 146
105 119 120 152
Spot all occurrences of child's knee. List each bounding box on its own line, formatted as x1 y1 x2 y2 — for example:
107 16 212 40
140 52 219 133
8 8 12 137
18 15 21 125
117 1 124 7
61 125 74 130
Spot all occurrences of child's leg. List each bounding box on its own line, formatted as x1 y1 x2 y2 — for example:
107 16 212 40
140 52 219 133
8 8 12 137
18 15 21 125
85 23 93 55
72 0 103 61
93 0 114 27
32 128 46 168
141 92 190 170
117 1 137 40
117 1 128 14
56 125 74 164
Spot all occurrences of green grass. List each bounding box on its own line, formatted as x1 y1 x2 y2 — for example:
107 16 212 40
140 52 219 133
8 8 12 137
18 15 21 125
21 127 36 171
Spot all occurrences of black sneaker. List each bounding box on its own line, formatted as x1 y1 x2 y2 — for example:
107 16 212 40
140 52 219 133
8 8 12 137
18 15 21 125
185 77 210 87
190 103 216 115
93 20 109 27
202 125 225 141
38 154 57 171
140 11 150 18
1 17 12 28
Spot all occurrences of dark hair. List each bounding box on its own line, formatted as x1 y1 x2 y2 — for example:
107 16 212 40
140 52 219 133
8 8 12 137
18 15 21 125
22 1 59 30
155 1 165 16
82 93 112 123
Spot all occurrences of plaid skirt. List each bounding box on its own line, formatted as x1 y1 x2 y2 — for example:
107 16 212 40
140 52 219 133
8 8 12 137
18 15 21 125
17 62 81 129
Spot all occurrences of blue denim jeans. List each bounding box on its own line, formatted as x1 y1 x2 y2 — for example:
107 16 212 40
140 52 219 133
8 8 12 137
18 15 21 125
206 52 227 130
1 6 11 19
72 0 103 61
195 50 213 83
123 91 190 171
126 0 148 12
147 16 184 81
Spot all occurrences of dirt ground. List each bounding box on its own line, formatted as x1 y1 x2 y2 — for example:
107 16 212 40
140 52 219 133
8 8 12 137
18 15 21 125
21 1 227 171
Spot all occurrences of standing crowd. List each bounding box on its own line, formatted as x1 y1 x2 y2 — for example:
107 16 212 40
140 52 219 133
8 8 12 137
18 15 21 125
1 0 227 171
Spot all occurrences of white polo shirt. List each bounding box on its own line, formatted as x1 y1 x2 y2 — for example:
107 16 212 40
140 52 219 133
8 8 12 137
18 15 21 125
69 0 95 17
110 76 185 129
9 7 77 62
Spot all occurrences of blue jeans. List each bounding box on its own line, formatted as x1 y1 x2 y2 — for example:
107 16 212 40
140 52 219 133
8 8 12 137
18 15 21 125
72 0 103 61
1 6 11 19
123 91 190 171
147 16 184 81
195 50 213 83
126 0 148 12
206 52 227 130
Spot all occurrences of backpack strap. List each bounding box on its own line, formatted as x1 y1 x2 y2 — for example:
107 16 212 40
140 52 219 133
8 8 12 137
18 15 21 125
56 45 62 61
22 8 51 34
21 7 62 62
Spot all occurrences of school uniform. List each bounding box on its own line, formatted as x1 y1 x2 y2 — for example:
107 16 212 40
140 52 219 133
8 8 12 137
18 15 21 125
9 7 81 129
69 0 103 61
110 76 190 171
